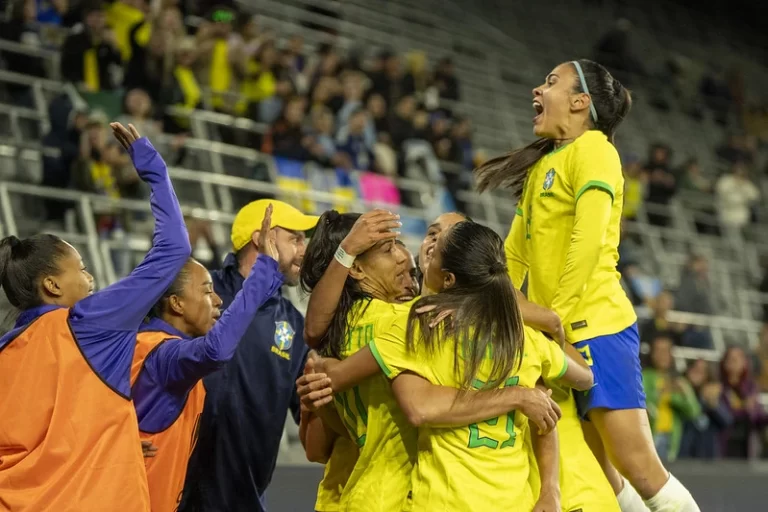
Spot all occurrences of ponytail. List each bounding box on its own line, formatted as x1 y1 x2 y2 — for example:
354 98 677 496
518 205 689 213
474 138 555 196
0 234 69 310
406 221 525 392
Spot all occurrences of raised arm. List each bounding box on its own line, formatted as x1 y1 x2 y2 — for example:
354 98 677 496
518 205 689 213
72 123 191 331
140 210 281 393
303 210 400 347
144 255 282 392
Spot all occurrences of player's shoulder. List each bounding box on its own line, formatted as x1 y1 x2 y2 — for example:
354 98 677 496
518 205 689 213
574 130 620 163
368 299 411 331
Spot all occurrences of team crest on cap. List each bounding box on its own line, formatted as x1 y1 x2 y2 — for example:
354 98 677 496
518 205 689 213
543 169 556 190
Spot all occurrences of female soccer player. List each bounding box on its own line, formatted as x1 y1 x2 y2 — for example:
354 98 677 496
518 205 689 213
0 123 191 511
302 240 417 512
475 59 700 512
131 206 281 511
299 211 563 512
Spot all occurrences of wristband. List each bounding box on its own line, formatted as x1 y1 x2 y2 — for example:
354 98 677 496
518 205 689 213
334 245 356 268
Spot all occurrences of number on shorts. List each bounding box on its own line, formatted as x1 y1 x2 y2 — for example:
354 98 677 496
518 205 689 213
577 344 594 366
467 376 519 449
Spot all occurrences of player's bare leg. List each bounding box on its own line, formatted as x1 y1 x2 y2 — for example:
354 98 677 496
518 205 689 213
590 408 700 512
582 419 648 512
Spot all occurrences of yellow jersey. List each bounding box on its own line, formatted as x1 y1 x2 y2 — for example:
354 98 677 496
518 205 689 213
370 313 567 512
505 130 636 342
315 437 359 512
335 298 417 512
527 384 620 512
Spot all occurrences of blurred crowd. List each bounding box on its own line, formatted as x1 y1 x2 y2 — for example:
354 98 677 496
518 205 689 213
0 0 477 222
642 333 768 463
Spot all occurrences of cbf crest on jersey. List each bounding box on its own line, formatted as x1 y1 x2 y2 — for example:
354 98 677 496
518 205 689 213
271 321 294 360
543 169 556 190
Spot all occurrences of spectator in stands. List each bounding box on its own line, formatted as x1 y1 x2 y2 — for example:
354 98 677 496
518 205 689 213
236 40 283 122
451 117 474 170
369 50 405 115
719 346 766 459
622 154 645 220
593 18 645 85
0 0 46 107
117 88 161 140
403 51 429 99
308 43 341 96
265 96 317 162
642 335 701 463
196 6 237 113
679 359 732 459
390 95 417 151
699 65 732 125
160 36 201 134
366 93 391 145
187 217 222 270
337 71 375 147
335 108 375 171
639 290 684 345
715 162 760 240
309 75 342 116
643 143 676 227
37 0 77 27
675 254 715 349
60 1 122 92
309 107 336 160
678 158 711 195
124 6 185 102
42 95 88 222
756 325 768 392
432 56 460 102
105 0 147 63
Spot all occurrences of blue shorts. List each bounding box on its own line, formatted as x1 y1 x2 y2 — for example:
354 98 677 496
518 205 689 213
573 323 646 419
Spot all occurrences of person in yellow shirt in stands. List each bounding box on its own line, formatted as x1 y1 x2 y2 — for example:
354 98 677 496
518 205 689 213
475 59 701 512
105 0 146 62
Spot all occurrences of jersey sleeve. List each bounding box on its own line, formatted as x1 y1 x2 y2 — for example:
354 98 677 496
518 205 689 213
530 329 567 382
369 310 425 380
570 135 622 204
505 210 528 289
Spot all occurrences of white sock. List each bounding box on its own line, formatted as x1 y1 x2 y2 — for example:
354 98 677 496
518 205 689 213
644 474 701 512
617 478 651 512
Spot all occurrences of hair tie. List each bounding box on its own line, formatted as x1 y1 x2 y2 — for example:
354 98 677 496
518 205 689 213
8 236 20 249
325 210 340 225
571 60 598 124
489 261 507 275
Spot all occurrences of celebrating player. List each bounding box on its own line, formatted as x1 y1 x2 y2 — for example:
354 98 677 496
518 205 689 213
130 205 282 511
475 59 700 512
0 123 191 511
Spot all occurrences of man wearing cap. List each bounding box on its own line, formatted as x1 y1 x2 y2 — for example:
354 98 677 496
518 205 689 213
180 199 318 512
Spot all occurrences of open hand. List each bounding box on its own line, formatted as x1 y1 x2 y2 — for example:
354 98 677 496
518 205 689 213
519 387 562 434
110 122 141 151
257 204 279 261
340 209 401 256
